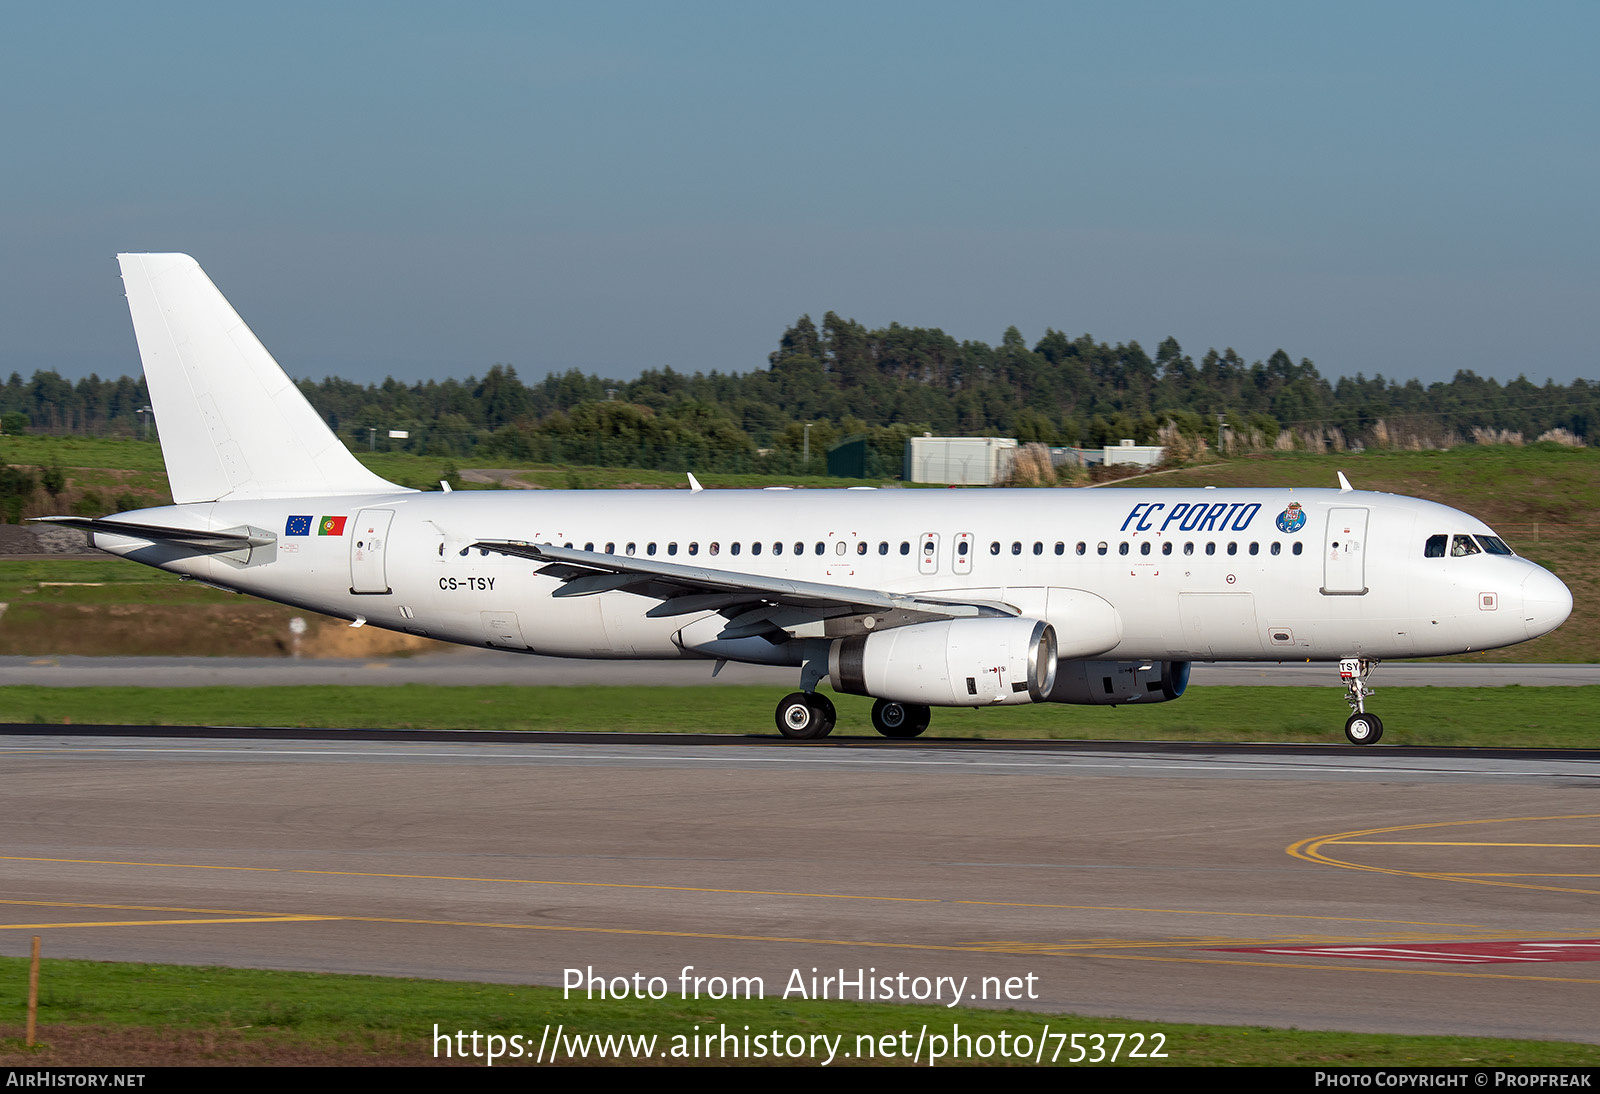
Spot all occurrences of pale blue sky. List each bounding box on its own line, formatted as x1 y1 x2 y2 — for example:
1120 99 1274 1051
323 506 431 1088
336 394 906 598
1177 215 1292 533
2 2 1595 385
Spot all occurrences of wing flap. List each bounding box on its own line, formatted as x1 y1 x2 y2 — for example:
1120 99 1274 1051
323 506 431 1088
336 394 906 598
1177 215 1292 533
469 541 1018 626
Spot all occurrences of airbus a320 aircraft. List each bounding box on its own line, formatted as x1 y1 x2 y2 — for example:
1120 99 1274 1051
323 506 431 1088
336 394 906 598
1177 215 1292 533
37 255 1573 745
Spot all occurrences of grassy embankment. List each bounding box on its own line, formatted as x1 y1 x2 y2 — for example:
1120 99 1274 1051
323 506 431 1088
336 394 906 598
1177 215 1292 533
2 957 1596 1067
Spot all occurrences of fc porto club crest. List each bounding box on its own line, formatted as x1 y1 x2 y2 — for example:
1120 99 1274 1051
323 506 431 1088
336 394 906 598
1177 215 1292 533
1276 502 1306 533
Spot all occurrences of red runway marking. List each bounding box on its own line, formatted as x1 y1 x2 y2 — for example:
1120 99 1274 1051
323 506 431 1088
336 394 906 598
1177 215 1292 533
1212 940 1600 964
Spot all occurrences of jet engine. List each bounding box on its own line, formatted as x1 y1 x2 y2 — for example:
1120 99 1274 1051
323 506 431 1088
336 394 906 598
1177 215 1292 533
1046 660 1191 705
829 617 1058 706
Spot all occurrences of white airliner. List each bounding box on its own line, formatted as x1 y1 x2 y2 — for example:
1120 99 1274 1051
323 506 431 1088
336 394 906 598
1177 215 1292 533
37 254 1573 745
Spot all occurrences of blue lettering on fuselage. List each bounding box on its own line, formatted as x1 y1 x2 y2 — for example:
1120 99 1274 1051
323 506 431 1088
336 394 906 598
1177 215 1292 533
1123 500 1262 535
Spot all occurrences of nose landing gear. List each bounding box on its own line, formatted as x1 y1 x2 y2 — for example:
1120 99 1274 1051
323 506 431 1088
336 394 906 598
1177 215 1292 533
1339 658 1383 744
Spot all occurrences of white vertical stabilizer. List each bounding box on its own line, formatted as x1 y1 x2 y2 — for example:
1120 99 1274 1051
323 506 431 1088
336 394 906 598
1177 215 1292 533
117 253 406 503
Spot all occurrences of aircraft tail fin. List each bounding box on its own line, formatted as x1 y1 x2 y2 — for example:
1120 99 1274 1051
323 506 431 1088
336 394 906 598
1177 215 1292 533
116 253 406 503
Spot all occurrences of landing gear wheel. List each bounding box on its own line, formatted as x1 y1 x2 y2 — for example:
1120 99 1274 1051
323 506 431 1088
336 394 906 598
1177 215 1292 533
1344 712 1384 745
776 692 836 740
871 699 931 739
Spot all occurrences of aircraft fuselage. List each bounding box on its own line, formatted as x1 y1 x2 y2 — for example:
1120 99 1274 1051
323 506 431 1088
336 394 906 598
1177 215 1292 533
95 485 1570 666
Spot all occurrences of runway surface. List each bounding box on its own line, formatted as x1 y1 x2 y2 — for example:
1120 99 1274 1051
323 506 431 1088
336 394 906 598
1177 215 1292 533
3 731 1599 1044
3 653 1596 688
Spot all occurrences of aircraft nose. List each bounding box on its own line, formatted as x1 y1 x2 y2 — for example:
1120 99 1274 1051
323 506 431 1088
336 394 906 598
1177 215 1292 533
1522 566 1573 639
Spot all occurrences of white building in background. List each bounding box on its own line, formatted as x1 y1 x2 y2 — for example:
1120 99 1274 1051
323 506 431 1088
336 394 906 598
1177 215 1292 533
1102 438 1165 467
904 436 1163 482
904 436 1018 485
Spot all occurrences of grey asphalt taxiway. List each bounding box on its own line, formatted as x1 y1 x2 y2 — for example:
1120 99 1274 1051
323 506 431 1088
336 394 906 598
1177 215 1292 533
3 730 1599 1044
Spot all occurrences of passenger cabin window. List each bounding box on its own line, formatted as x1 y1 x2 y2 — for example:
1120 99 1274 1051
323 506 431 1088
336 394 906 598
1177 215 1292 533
1184 542 1194 556
1140 542 1151 556
1055 542 1065 555
773 542 783 555
731 542 741 555
1097 542 1108 555
1425 534 1448 558
795 542 805 555
1162 542 1172 556
990 541 1001 555
647 542 657 556
1118 542 1129 556
1451 535 1482 557
1271 542 1281 556
1075 542 1085 555
1292 542 1303 555
752 541 763 555
899 541 910 555
667 542 677 556
626 542 636 556
879 542 888 555
689 542 699 555
857 541 867 555
584 542 594 552
1012 541 1022 555
1205 543 1216 556
815 542 826 555
1226 542 1237 556
605 542 615 554
1033 541 1043 555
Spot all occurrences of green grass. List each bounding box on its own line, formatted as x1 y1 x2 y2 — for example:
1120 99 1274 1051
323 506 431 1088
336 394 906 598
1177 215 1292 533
2 683 1596 748
0 436 170 474
1106 445 1600 526
0 558 230 604
2 957 1595 1066
0 435 892 492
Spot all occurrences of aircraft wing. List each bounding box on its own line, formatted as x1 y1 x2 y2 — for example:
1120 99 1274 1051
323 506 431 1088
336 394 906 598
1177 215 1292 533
469 540 1017 639
31 516 275 553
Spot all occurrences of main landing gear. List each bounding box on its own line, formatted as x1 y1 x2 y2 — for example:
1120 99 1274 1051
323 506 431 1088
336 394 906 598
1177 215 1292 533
1339 658 1383 745
871 698 931 739
775 692 835 739
771 692 934 740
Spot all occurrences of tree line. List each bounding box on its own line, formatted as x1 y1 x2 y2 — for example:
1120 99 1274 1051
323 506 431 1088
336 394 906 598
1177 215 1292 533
2 312 1594 476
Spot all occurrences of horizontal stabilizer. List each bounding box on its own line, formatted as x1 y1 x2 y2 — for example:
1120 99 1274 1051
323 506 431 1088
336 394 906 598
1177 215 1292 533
31 516 274 553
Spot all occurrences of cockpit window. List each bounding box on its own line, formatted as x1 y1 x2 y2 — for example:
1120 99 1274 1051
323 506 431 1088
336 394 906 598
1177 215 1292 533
1475 535 1514 556
1424 534 1447 558
1451 535 1481 557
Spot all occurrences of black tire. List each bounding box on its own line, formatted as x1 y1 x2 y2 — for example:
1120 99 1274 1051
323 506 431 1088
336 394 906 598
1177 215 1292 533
872 698 930 739
906 704 931 735
1344 712 1384 745
776 692 834 740
809 693 836 738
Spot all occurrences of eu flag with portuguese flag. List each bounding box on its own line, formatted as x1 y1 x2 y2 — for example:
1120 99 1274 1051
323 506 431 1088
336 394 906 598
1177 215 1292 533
318 516 348 536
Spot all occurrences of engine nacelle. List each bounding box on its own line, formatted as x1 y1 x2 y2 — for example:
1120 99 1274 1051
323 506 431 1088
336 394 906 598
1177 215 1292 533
829 617 1058 707
1046 660 1191 705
